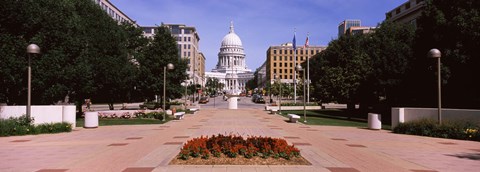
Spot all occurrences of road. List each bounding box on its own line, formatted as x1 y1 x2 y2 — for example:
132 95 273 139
198 95 266 110
85 95 267 111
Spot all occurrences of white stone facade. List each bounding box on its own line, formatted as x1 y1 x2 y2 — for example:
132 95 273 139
205 22 254 95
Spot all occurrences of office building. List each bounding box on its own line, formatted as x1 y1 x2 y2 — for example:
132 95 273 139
93 0 136 26
266 43 326 85
386 0 426 25
346 26 376 36
338 20 361 37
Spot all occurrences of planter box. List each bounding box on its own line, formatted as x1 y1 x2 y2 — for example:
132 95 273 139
0 105 76 127
391 107 480 128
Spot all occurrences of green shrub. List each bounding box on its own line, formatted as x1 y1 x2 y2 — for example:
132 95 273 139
167 101 183 105
134 112 165 120
0 115 72 137
36 122 72 134
393 118 480 141
280 102 319 106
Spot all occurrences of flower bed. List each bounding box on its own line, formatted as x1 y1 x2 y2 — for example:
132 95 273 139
170 134 310 165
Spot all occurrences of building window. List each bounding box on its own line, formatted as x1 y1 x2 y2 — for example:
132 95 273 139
273 56 276 61
273 63 277 67
311 50 314 54
290 56 292 61
279 63 282 67
284 69 287 73
284 50 287 54
284 63 287 67
188 37 191 42
184 37 187 41
290 50 292 54
279 69 282 73
405 2 411 9
273 50 277 54
290 69 293 73
273 69 276 73
188 44 191 49
188 52 191 56
290 75 292 79
290 63 293 67
396 8 401 14
184 52 187 57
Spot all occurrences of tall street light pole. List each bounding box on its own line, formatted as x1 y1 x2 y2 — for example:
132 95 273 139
26 44 40 121
275 73 282 114
163 63 174 122
428 49 442 124
296 64 306 123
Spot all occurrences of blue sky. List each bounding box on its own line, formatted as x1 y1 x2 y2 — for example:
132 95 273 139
110 0 406 71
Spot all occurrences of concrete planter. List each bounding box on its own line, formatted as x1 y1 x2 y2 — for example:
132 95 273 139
368 113 382 130
84 111 98 128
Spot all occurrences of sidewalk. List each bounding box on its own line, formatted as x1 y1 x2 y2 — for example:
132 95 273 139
0 108 479 172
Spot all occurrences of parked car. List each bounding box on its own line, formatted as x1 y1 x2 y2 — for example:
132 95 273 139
199 97 209 104
251 94 260 102
255 97 265 103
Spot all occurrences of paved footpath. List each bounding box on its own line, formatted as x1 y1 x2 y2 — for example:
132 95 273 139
1 108 479 172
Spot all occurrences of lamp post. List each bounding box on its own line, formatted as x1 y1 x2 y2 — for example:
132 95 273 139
274 73 282 114
296 64 307 123
428 49 442 124
163 63 174 122
26 44 40 120
184 78 188 106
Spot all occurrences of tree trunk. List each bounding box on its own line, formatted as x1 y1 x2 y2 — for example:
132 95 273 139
347 102 356 119
76 101 83 118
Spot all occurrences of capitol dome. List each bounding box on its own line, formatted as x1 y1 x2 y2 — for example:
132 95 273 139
221 22 243 47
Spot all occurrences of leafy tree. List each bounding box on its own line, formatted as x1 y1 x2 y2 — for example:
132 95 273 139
137 25 188 103
205 77 221 95
0 0 151 112
310 35 372 110
362 21 416 110
410 0 480 108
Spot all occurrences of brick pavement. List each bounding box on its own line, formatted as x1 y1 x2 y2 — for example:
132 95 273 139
0 108 479 172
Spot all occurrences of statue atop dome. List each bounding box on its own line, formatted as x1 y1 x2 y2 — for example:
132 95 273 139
229 21 234 33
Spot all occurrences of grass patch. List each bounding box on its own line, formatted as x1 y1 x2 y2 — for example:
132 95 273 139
76 117 170 127
279 110 391 129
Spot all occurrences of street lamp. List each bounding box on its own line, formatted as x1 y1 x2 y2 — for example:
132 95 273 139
274 73 282 114
163 63 174 121
295 64 307 123
26 44 40 120
428 49 442 124
269 74 273 104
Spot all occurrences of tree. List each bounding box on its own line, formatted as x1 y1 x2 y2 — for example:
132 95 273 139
362 21 415 110
137 26 188 103
205 77 221 95
410 0 480 108
0 0 152 112
310 35 372 110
